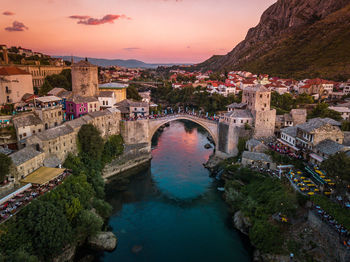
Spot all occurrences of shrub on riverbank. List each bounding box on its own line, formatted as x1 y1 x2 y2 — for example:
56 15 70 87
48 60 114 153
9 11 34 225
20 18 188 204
0 124 124 261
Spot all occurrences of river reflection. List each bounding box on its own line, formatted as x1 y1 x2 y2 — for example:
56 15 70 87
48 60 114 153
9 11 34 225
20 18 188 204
102 120 251 262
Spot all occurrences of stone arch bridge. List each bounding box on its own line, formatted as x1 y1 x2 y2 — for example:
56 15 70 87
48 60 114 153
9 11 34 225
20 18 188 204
121 114 240 157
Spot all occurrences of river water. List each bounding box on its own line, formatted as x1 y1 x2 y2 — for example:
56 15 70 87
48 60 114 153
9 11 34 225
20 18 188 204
102 120 251 262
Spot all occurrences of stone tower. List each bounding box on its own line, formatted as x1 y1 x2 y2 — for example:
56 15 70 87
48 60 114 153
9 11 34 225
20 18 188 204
71 59 98 97
242 85 276 138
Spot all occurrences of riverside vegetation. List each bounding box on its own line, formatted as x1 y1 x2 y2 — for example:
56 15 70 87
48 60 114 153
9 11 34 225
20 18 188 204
0 124 124 261
218 145 350 261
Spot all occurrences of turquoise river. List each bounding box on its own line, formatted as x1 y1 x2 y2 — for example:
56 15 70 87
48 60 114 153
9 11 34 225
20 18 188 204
100 120 252 261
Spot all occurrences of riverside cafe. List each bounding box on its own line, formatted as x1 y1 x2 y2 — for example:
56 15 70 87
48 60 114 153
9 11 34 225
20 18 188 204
0 167 66 222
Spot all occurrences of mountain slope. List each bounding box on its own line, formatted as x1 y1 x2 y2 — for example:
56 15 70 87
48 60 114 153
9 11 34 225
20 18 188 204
196 0 350 81
55 56 190 68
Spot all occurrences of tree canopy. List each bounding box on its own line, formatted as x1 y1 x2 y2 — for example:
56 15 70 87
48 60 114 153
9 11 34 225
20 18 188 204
308 102 342 121
321 152 350 184
0 153 12 183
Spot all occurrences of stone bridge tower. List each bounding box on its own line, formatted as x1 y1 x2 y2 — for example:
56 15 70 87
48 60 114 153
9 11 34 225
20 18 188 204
71 59 98 97
242 85 276 138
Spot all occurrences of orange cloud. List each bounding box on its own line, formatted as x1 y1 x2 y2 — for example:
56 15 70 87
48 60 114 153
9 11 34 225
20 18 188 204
69 14 131 25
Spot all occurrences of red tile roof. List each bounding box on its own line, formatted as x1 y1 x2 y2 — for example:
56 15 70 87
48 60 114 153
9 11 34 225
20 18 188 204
0 67 30 76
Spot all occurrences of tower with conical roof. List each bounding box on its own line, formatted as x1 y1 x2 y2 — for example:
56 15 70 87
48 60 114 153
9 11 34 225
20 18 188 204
71 58 98 97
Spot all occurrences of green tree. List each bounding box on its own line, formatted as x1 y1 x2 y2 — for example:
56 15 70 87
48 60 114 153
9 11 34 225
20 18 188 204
127 85 142 101
77 124 104 162
321 152 350 185
76 210 103 238
15 201 72 259
0 153 12 183
102 134 124 163
39 80 53 96
295 93 314 106
308 102 342 120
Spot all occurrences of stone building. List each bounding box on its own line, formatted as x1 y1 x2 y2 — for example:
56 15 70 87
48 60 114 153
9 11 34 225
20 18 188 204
72 60 98 97
27 125 77 163
245 138 269 153
12 113 44 148
98 91 116 109
0 67 34 105
115 99 149 118
242 85 276 138
99 83 127 103
295 118 344 151
275 109 307 136
310 139 350 165
10 145 45 181
241 151 276 170
220 109 253 128
35 106 63 130
1 65 70 88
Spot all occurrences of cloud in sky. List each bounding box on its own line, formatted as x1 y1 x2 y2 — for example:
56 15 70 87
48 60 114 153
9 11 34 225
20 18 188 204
123 47 141 51
69 14 131 25
3 11 15 16
5 21 28 32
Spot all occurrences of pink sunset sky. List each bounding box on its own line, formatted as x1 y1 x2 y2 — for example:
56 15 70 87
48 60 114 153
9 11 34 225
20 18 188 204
1 0 276 63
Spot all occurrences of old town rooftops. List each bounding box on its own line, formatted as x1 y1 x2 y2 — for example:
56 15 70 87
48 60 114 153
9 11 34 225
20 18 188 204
10 145 43 166
98 91 114 97
227 102 247 109
242 151 273 162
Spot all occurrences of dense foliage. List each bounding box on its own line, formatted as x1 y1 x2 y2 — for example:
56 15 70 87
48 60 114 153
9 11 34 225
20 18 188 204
321 152 350 185
308 102 342 120
0 124 124 260
151 82 241 113
224 168 298 253
38 69 72 95
0 153 12 183
127 84 142 101
271 92 314 115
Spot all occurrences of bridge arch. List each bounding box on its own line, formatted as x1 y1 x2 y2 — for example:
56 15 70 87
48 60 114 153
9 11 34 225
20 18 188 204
148 115 218 146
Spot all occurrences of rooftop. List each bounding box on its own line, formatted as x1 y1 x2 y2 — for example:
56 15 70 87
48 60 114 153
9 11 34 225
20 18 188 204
99 82 128 89
298 118 341 133
12 113 42 128
47 88 67 96
242 151 273 162
0 67 30 76
10 145 43 166
281 126 298 137
227 102 247 109
315 139 348 156
98 91 115 98
225 109 253 119
36 96 62 103
36 125 74 141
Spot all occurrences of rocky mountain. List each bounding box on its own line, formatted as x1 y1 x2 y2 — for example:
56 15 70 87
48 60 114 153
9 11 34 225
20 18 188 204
196 0 350 81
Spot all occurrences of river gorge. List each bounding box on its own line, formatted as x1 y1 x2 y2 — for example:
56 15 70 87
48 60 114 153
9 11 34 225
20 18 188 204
98 120 251 261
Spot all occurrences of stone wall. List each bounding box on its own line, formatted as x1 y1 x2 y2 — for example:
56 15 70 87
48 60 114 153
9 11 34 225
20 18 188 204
102 143 151 179
253 109 276 138
121 119 149 145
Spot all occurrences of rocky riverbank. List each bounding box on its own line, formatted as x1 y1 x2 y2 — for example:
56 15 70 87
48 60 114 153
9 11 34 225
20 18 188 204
103 143 152 180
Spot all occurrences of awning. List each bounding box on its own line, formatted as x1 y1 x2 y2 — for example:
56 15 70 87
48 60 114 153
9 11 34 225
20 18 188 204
0 183 32 205
277 138 300 151
309 153 324 163
21 167 65 185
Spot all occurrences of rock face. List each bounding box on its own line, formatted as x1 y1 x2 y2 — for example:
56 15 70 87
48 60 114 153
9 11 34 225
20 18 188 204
196 0 350 80
88 231 117 252
233 210 251 235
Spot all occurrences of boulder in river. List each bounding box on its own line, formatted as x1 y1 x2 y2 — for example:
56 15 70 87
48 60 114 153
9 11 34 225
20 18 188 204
88 231 117 252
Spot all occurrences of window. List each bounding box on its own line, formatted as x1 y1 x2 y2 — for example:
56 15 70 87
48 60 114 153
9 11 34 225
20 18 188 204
33 130 35 134
38 129 41 132
260 94 262 98
23 133 27 137
241 120 243 123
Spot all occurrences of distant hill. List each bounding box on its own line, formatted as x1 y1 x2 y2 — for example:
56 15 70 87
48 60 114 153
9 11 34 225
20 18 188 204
196 0 350 81
55 56 191 69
